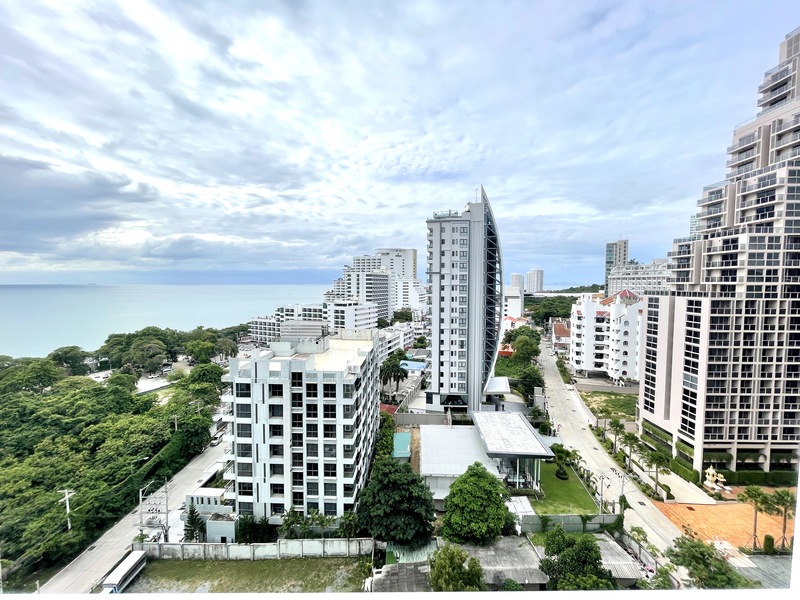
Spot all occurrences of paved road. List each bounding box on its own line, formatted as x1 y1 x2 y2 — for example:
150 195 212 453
537 352 692 582
40 443 226 594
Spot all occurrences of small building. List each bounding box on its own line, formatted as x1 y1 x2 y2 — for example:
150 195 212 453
181 486 236 543
392 431 412 462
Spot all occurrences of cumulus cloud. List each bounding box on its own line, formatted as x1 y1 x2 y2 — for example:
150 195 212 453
0 0 796 284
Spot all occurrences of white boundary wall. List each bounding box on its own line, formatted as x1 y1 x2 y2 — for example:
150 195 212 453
134 538 373 560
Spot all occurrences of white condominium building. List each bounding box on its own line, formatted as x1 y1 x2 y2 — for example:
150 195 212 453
325 269 392 322
607 259 670 297
570 290 642 383
641 28 800 477
249 301 377 344
605 239 629 295
526 268 544 294
510 273 524 289
503 286 524 319
221 330 380 525
426 185 503 413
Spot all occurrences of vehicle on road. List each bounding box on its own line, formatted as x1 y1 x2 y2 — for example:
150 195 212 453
101 550 146 593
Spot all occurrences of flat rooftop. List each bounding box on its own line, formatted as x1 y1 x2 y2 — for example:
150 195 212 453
419 425 501 479
472 412 554 458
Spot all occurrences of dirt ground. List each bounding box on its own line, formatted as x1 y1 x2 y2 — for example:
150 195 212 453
653 486 796 548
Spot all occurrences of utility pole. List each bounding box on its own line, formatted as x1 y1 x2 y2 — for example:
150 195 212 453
57 489 75 530
163 477 170 543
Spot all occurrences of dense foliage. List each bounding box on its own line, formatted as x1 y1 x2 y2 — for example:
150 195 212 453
524 296 577 326
357 459 435 549
666 527 755 588
442 462 511 545
539 527 615 590
379 349 409 402
0 348 222 580
494 326 544 397
428 543 486 591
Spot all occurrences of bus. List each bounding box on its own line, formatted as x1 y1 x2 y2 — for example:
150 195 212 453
101 550 147 593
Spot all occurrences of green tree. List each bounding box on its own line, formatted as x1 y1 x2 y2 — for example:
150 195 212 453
336 510 361 539
214 337 238 359
392 308 413 323
278 507 303 539
770 488 796 551
645 450 671 497
184 502 206 542
125 338 168 373
608 419 625 454
539 526 615 590
550 444 571 480
47 346 90 376
442 462 511 545
185 339 215 364
377 317 389 328
412 336 428 349
737 486 775 550
512 336 537 364
502 325 540 346
517 365 545 397
621 433 640 469
596 407 611 439
185 362 225 391
428 543 486 592
666 528 754 588
357 459 434 549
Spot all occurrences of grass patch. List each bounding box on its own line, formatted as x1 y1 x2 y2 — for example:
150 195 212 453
580 391 637 420
128 557 365 593
530 462 598 515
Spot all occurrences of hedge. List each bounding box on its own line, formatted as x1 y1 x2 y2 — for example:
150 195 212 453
736 452 762 462
670 458 700 484
641 421 672 444
675 440 695 457
768 471 799 486
703 452 733 462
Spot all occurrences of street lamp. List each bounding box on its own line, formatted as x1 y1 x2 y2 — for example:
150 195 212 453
130 456 150 474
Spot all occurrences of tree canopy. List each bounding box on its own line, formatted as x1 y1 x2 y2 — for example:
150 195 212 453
525 296 577 326
357 459 435 549
539 527 615 590
442 462 511 545
428 543 486 592
666 527 755 588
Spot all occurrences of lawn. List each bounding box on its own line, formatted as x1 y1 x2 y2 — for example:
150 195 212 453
530 462 598 515
579 391 637 420
125 557 366 593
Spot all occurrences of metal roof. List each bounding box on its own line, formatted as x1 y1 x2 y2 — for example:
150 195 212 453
392 432 411 458
472 412 555 459
419 425 501 478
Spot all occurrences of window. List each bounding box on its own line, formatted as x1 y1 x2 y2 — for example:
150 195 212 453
306 403 318 418
291 433 303 448
323 405 337 419
291 392 303 408
270 503 284 516
292 452 303 467
236 443 252 458
269 425 283 438
324 444 337 458
270 464 284 477
306 423 318 438
238 501 254 515
323 383 337 398
269 444 284 458
239 482 253 496
293 472 303 487
306 443 318 458
292 492 304 506
323 424 336 438
306 463 319 477
269 405 284 418
292 413 303 428
269 384 284 398
324 463 337 478
307 482 319 496
235 383 251 397
238 463 253 477
291 372 303 387
306 383 318 397
324 482 337 497
307 501 319 512
235 404 252 418
236 423 252 438
324 502 337 516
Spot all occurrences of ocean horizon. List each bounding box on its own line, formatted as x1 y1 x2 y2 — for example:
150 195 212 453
0 283 330 359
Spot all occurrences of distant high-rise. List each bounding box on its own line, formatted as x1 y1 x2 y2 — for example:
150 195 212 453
641 28 800 476
426 185 503 413
604 240 629 294
510 273 524 289
526 268 544 293
607 259 670 296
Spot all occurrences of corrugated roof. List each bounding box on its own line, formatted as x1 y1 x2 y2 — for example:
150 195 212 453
419 425 501 478
472 412 555 458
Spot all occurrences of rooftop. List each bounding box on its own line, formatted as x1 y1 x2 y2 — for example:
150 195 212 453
472 412 554 459
419 425 500 479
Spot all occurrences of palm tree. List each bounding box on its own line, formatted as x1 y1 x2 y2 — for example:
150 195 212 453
737 485 775 550
621 433 639 469
608 419 625 454
596 407 611 439
645 450 671 498
278 507 303 539
770 489 796 551
393 365 409 395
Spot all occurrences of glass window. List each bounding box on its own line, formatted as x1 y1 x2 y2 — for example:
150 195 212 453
306 463 319 477
306 403 318 418
307 482 319 496
235 383 251 397
324 482 337 497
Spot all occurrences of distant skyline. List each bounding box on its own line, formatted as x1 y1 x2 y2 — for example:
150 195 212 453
1 1 798 288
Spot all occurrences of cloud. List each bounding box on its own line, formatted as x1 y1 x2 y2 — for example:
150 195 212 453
0 0 797 285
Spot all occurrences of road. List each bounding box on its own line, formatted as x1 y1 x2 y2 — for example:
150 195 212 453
537 349 691 580
40 443 226 594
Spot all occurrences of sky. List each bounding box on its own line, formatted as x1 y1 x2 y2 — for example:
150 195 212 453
1 1 799 288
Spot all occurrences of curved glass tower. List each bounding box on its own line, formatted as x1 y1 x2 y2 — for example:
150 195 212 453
426 185 504 413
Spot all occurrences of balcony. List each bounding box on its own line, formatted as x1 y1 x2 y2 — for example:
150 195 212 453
757 84 791 107
740 178 785 194
727 133 759 153
775 114 800 134
758 60 793 92
726 149 757 168
739 194 782 209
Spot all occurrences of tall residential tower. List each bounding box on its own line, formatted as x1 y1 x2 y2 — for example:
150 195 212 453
605 240 629 295
426 186 503 413
641 28 800 477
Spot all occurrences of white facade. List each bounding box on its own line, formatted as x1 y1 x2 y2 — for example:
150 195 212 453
329 299 378 331
426 185 503 413
607 259 670 296
377 322 416 362
249 301 377 343
503 285 524 319
525 269 544 293
605 240 629 295
221 330 380 524
393 277 429 312
570 290 642 382
641 28 800 475
510 273 524 289
325 269 392 322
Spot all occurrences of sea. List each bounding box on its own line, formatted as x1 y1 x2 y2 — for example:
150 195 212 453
0 284 330 359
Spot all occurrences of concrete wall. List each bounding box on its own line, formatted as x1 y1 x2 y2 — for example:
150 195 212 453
519 514 617 534
134 538 373 560
394 413 447 426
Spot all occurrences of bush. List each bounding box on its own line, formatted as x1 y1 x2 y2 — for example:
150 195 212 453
734 471 768 486
501 578 524 591
764 535 775 555
768 471 799 486
670 458 700 484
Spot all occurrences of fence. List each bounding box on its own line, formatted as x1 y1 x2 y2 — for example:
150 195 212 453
519 514 618 534
619 531 682 589
133 537 374 560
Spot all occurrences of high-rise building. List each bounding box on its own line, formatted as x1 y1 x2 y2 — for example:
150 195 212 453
510 273 524 289
221 330 380 525
607 259 670 296
641 28 800 477
426 185 503 413
604 240 629 295
325 269 392 321
526 268 544 293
